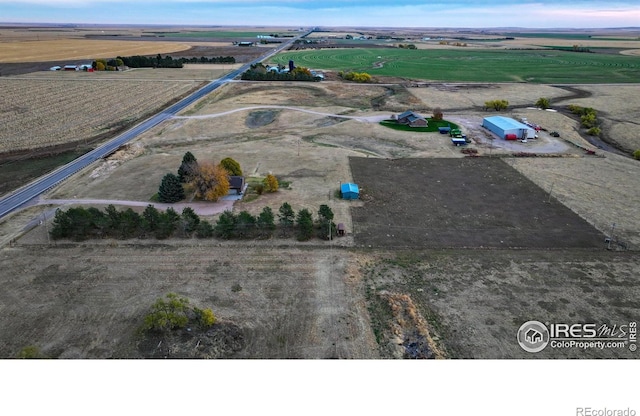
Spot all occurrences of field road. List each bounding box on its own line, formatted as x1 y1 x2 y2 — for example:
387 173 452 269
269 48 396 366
0 30 311 220
172 105 390 122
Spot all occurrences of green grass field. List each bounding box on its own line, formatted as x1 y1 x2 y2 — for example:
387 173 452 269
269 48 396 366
273 48 640 83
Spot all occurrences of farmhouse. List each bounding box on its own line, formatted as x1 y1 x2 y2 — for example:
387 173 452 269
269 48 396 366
341 183 359 200
482 116 535 140
397 110 428 127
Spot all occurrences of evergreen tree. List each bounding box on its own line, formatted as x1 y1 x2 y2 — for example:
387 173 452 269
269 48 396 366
118 208 141 239
278 202 295 237
257 206 275 237
195 220 214 238
178 152 198 183
142 205 161 235
181 207 201 235
296 208 314 241
50 208 72 240
155 208 180 239
158 173 185 203
215 211 237 239
236 211 256 238
317 204 336 240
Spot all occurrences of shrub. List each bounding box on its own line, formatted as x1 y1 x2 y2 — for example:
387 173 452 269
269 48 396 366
263 174 279 193
484 100 509 111
634 149 640 160
17 345 44 359
587 127 601 136
535 97 551 110
144 293 190 332
194 307 216 329
220 157 242 176
340 71 372 83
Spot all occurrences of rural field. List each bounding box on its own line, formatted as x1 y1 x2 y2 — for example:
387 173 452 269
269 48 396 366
273 48 640 83
0 26 639 359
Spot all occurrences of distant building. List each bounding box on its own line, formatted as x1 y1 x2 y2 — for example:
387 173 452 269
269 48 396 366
396 110 428 127
63 65 78 71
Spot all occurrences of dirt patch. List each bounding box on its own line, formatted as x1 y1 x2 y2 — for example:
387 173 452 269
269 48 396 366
350 157 605 249
89 143 145 179
245 110 279 129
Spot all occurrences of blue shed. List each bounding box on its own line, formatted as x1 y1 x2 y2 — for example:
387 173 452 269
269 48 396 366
341 183 359 200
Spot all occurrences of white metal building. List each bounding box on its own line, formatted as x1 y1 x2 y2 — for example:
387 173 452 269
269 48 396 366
482 116 536 140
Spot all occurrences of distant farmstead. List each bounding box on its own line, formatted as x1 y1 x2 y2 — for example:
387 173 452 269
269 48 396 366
396 110 428 127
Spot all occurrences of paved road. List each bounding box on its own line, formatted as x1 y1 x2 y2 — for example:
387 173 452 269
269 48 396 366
0 31 309 220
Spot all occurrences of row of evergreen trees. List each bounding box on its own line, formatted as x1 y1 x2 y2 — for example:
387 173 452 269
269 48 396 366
49 203 337 242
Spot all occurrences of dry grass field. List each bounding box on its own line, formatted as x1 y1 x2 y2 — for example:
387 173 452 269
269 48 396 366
0 39 193 63
0 78 203 154
1 43 639 358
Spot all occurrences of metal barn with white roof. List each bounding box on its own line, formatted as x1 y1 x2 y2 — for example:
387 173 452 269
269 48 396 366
482 116 536 140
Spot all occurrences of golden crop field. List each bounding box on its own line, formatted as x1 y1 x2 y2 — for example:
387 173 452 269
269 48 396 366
0 78 203 153
0 39 193 63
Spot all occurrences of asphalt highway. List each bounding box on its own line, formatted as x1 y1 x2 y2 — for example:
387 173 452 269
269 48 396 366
0 31 309 219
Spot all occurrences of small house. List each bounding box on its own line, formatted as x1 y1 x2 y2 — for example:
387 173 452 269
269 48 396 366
337 223 346 236
340 183 359 200
396 110 428 127
229 176 245 195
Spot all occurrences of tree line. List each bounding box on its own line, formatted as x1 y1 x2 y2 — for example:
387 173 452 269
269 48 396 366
49 202 338 242
92 54 236 70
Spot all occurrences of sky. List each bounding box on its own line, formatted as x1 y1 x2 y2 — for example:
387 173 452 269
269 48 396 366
1 0 639 28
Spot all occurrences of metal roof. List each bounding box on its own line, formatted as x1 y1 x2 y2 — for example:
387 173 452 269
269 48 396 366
483 116 532 131
341 183 359 194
